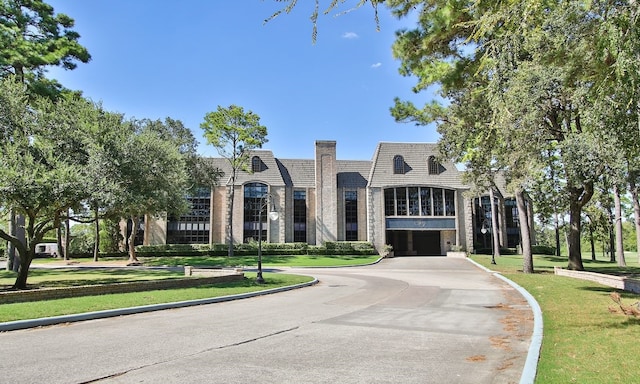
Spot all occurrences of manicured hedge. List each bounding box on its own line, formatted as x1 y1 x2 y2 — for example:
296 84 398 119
131 241 377 257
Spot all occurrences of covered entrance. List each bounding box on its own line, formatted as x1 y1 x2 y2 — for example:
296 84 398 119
386 230 442 256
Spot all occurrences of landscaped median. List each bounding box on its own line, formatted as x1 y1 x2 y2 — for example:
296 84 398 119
471 254 640 384
0 268 315 326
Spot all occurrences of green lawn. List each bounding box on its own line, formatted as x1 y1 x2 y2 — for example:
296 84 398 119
0 253 378 323
471 253 640 384
0 272 312 323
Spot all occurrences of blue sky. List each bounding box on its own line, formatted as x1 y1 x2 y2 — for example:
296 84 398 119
46 1 438 160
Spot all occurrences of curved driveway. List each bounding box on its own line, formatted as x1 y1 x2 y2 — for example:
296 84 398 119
0 257 533 384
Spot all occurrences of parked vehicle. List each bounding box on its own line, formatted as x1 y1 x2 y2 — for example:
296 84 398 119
35 243 58 258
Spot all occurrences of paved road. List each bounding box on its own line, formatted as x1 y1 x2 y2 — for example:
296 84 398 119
0 257 533 384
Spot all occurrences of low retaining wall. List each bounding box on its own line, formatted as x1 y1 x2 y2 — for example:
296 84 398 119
554 267 640 294
184 266 244 277
0 273 244 304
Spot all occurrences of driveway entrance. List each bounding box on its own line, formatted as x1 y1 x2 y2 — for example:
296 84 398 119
0 258 533 384
387 230 442 255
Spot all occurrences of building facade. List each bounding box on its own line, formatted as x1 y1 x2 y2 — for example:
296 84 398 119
139 141 528 255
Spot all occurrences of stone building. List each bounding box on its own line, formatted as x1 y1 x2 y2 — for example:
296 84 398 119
138 140 529 255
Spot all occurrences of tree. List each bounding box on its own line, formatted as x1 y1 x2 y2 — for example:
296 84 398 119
114 119 191 263
0 79 96 289
0 0 90 98
201 105 268 257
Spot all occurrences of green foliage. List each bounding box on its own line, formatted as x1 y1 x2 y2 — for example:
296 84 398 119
0 0 91 97
200 104 268 171
134 242 376 257
531 245 556 255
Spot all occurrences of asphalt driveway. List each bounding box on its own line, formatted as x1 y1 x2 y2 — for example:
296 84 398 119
0 257 533 383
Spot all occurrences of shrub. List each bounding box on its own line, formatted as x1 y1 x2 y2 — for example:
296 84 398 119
531 245 556 255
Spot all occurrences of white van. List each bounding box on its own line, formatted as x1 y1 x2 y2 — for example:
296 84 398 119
35 243 58 258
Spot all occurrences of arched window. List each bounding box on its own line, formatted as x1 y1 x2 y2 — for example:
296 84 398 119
428 156 439 175
393 155 405 174
251 156 262 172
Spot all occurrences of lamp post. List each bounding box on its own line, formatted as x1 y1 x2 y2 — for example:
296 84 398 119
256 193 279 284
481 219 496 265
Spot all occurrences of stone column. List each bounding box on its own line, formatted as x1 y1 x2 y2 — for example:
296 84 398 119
315 141 338 244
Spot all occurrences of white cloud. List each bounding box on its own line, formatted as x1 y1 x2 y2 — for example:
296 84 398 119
371 62 382 69
342 32 359 39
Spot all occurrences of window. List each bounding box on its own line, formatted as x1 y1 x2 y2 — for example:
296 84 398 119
408 187 419 216
433 188 444 216
428 156 440 175
396 187 407 215
293 190 306 242
251 156 262 172
393 155 405 174
420 188 431 216
345 190 358 241
383 187 456 218
445 190 456 216
167 187 211 244
384 189 395 216
243 183 268 242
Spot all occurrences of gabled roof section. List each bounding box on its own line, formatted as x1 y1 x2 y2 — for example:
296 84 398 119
208 150 285 187
367 142 466 189
276 159 315 188
338 160 371 188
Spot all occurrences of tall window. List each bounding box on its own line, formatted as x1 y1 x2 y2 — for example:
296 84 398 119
408 187 419 216
345 190 358 241
445 189 456 216
383 187 456 217
420 188 431 216
384 189 395 216
167 187 211 244
293 190 307 242
243 183 268 242
396 187 407 215
432 188 444 216
393 155 405 174
428 155 440 175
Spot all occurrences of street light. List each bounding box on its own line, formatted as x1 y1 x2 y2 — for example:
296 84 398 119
481 219 496 265
256 193 279 284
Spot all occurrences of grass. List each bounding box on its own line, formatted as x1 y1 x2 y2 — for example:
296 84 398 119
0 253 377 323
0 268 185 290
471 253 640 384
0 272 313 323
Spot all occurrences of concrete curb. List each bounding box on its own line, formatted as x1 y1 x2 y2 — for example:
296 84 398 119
466 258 542 384
0 279 319 332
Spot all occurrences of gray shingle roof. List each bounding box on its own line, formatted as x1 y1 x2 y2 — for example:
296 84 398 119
276 159 315 188
207 150 285 187
337 160 371 188
367 142 467 189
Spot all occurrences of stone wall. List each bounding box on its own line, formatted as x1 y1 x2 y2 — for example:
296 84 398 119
554 267 640 294
0 274 244 304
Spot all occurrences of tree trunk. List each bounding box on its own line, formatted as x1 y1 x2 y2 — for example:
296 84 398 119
56 225 63 259
554 212 561 256
11 219 32 290
589 224 596 261
567 189 585 270
93 205 100 262
516 188 534 273
227 178 235 258
614 185 626 267
127 216 139 263
489 188 501 259
630 178 640 264
64 210 70 260
6 209 17 271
